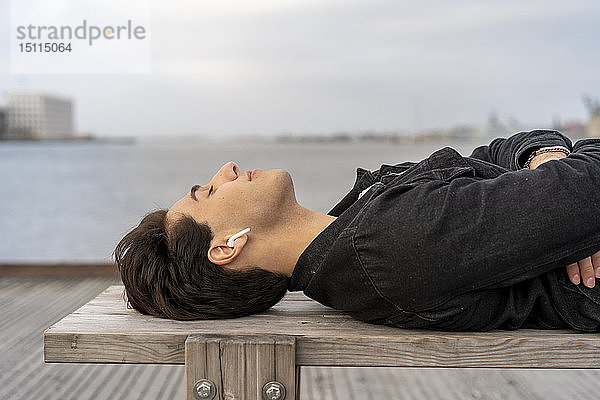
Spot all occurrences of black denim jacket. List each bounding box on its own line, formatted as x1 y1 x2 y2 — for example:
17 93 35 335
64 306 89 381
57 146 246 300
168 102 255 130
288 129 600 331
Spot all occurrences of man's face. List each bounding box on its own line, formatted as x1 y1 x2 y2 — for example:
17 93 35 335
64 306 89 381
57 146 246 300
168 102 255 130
166 161 296 235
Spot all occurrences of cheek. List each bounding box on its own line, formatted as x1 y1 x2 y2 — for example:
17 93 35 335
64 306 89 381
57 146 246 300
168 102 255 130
213 189 245 213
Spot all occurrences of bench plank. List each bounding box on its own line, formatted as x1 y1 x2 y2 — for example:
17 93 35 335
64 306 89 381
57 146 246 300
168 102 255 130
45 285 600 368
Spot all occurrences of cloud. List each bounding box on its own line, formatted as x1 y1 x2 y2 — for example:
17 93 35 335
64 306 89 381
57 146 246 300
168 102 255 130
0 0 599 136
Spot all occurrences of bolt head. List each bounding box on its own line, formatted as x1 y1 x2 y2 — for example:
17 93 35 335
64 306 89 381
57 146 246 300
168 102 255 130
194 379 216 400
266 385 281 400
197 383 211 397
262 381 286 400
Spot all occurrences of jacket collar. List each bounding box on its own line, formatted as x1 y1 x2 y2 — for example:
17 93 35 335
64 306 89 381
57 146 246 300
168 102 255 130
288 167 380 291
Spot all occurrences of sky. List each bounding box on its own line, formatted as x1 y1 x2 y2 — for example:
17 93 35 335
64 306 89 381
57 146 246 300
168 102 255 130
0 0 599 138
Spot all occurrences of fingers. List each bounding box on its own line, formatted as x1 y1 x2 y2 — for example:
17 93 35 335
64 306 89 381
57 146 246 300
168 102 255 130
593 250 600 278
579 256 595 288
566 251 600 287
566 262 580 284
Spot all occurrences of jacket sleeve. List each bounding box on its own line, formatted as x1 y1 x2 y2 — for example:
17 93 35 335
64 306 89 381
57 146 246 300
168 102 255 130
379 137 600 313
469 129 573 170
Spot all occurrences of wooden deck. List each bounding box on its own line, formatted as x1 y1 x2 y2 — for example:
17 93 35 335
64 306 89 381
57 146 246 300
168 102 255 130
2 278 600 400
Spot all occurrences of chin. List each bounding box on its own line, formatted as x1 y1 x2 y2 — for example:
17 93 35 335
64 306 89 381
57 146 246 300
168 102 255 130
248 169 297 225
267 169 297 204
274 168 294 187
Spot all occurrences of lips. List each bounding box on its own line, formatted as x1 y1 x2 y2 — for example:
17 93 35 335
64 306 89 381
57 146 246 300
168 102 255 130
246 169 261 181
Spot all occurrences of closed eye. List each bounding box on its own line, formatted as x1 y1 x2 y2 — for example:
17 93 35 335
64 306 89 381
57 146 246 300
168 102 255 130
208 185 214 196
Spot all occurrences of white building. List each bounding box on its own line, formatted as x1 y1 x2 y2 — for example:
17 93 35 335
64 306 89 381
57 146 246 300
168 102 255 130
6 92 74 139
0 107 6 139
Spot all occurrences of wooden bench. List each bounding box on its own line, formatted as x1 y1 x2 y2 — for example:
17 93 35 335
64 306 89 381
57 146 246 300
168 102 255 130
44 285 600 400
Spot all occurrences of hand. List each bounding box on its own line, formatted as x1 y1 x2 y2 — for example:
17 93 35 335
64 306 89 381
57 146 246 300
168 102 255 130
566 250 600 288
528 151 568 170
527 151 597 287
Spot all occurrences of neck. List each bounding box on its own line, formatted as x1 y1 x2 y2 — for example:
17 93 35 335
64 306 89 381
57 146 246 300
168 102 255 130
254 204 337 278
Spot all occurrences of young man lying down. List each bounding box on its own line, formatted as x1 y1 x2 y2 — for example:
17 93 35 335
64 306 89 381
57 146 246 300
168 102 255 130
115 129 600 331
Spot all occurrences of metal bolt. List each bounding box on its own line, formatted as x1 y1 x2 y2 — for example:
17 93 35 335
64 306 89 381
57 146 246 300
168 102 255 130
262 381 286 400
266 386 280 399
197 383 211 397
194 379 216 400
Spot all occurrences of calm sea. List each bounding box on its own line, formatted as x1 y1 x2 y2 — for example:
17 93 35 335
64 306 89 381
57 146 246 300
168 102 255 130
0 137 487 262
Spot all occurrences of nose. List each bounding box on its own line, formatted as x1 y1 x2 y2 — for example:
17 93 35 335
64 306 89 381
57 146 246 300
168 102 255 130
222 161 238 177
211 161 239 185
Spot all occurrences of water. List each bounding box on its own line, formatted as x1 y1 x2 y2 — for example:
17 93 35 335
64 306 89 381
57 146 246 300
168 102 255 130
0 137 484 262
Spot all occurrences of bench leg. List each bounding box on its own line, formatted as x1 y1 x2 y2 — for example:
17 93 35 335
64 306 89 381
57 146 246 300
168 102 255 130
185 334 296 400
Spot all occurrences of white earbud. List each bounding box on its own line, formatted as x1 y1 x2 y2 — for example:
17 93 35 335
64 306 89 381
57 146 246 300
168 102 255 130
227 227 251 247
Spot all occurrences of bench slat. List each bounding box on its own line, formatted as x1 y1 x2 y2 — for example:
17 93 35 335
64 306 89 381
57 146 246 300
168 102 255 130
44 285 600 368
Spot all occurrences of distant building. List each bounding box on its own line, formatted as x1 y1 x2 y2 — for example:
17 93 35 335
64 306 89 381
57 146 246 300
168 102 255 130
583 94 600 138
5 92 74 140
588 116 600 138
0 107 6 139
559 120 587 138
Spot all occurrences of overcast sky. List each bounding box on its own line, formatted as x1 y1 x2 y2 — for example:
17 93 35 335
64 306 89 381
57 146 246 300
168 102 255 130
0 0 599 138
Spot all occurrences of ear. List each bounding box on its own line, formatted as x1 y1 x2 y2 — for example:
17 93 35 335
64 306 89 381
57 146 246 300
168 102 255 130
207 234 248 265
